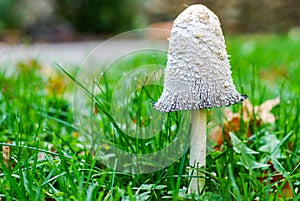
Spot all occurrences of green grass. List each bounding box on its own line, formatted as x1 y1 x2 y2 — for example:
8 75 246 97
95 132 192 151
0 34 299 200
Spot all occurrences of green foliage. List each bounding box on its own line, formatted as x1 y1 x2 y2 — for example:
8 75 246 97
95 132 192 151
0 35 300 200
54 0 142 34
0 0 20 31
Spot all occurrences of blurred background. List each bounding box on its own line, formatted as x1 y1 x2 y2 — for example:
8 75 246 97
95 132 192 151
1 0 300 43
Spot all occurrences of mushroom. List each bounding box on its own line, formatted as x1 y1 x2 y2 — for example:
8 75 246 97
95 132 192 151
153 4 247 194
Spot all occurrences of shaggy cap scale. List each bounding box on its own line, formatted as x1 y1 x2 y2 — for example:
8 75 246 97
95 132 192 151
153 4 246 112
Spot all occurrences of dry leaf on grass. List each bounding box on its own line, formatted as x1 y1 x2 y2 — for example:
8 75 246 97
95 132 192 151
260 161 293 199
255 97 280 124
225 97 280 123
210 97 292 198
210 97 280 149
2 141 11 169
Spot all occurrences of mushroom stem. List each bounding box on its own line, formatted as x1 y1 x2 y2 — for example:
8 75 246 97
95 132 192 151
189 109 206 194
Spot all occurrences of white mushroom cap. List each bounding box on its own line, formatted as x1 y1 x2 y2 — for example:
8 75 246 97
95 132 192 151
153 4 246 112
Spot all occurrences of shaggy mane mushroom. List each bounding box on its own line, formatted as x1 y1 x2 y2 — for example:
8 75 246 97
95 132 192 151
153 4 247 194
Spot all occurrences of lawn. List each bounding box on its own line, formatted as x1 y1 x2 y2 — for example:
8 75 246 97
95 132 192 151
0 34 299 200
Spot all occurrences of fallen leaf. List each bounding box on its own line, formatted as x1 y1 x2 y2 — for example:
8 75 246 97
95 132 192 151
224 116 243 136
210 97 279 149
2 141 11 168
261 161 293 199
209 116 244 150
255 97 280 124
209 126 223 150
241 99 254 121
227 97 280 124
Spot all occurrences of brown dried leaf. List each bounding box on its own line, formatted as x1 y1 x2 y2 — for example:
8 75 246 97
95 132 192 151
209 126 223 150
2 141 11 168
255 96 280 124
224 116 242 135
224 99 253 122
210 97 280 149
210 110 242 149
210 116 249 150
241 99 253 121
275 174 293 198
226 97 280 124
224 107 237 121
261 161 293 199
